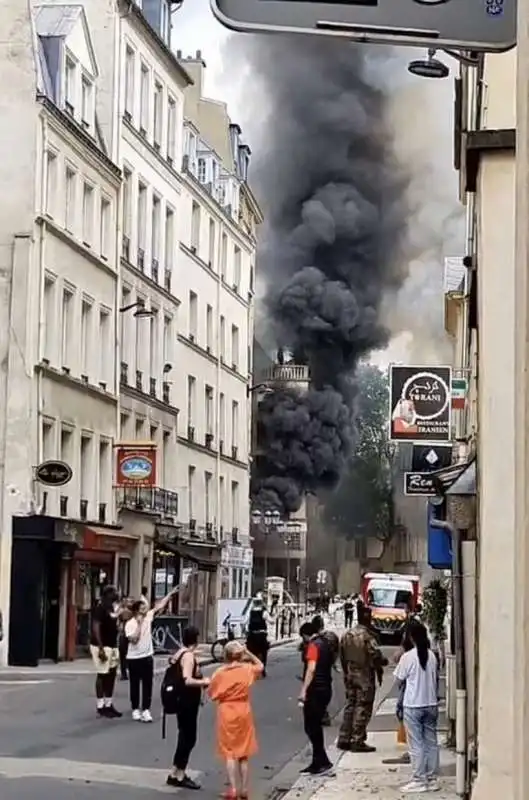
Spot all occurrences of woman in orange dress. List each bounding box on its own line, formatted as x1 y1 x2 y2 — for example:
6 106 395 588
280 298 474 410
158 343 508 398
208 640 263 799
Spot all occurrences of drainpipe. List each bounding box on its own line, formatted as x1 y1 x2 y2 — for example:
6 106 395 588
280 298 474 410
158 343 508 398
431 519 467 798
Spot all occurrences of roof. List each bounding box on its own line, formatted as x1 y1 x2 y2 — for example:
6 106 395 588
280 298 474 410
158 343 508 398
34 4 98 77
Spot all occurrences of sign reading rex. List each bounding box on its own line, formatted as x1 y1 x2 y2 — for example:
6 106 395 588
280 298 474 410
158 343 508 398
404 472 437 496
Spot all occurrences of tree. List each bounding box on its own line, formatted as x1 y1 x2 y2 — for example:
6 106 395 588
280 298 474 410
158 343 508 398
322 363 393 542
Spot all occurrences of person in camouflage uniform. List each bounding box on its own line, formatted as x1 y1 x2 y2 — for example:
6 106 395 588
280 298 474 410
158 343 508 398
337 606 387 752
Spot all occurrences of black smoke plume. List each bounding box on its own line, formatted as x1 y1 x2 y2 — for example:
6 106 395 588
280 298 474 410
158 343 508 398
246 36 409 514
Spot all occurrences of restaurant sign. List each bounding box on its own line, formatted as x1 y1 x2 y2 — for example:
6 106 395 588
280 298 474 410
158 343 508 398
115 443 157 488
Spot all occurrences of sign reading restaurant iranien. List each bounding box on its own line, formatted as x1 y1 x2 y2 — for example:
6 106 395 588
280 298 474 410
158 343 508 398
389 365 452 443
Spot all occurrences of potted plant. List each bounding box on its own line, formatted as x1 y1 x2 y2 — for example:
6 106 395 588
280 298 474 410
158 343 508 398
421 579 449 667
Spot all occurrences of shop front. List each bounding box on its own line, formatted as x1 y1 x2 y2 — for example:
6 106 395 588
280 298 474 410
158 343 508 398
65 527 139 659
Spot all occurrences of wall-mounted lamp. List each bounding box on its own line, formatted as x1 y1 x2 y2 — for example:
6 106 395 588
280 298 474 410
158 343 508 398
119 300 155 318
163 363 173 374
247 382 274 398
408 47 479 79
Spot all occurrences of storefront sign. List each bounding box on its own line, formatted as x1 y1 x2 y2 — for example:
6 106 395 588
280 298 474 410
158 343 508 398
82 528 136 554
404 472 437 496
221 545 253 569
115 445 157 487
35 460 72 487
389 365 452 443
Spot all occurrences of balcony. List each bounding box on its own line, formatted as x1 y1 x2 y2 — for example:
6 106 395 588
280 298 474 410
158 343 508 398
152 258 159 283
135 369 143 391
116 486 178 516
122 235 130 261
137 248 145 272
162 381 170 404
149 377 157 398
120 361 129 385
164 268 172 292
260 364 310 384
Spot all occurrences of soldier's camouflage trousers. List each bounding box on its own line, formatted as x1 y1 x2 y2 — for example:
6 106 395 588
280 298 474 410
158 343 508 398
338 679 376 747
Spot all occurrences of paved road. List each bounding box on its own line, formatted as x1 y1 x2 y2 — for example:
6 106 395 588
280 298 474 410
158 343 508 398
0 642 346 800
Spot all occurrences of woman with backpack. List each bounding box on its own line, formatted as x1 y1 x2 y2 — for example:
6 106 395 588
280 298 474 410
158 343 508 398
208 640 263 799
165 626 210 790
394 619 440 794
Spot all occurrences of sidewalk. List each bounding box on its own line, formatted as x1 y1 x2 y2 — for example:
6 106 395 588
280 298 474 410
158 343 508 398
285 695 458 799
0 636 297 677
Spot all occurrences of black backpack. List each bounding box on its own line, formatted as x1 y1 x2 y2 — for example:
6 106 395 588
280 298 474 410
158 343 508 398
160 653 185 739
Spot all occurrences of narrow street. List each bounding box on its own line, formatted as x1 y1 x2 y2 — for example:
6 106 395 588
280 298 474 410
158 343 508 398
0 642 351 800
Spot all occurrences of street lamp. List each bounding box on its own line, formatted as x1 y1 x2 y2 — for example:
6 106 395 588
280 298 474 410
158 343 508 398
251 508 281 584
119 300 155 318
408 48 479 79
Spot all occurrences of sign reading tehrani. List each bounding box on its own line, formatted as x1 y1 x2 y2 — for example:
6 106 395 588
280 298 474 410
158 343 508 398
210 0 516 52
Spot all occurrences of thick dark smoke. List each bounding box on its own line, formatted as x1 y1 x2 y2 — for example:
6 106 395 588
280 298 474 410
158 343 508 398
247 36 409 514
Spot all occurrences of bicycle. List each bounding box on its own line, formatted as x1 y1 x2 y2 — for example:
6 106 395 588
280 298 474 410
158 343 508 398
211 614 236 662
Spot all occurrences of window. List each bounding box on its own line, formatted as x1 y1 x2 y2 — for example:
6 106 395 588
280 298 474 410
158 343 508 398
191 201 200 252
205 385 214 435
134 296 145 372
64 56 76 113
205 471 212 523
153 81 163 146
219 475 225 531
45 150 57 216
188 465 196 520
167 96 177 162
98 438 111 517
61 286 74 367
231 480 239 530
43 273 56 361
231 401 239 448
233 246 241 291
231 324 239 370
123 169 132 238
198 158 206 183
65 166 76 232
137 182 147 251
187 375 196 426
220 316 226 360
221 233 228 280
60 426 73 466
165 206 174 270
140 62 149 132
206 304 213 352
99 308 111 384
208 219 216 269
117 556 131 597
189 291 197 341
82 183 94 245
149 308 158 379
80 434 93 512
135 417 145 439
81 75 93 129
100 196 111 258
162 430 171 487
163 315 172 365
80 298 93 377
219 393 226 442
124 45 135 117
42 419 55 461
152 194 161 261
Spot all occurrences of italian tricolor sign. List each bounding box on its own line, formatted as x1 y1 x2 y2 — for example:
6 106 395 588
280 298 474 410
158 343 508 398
451 378 467 410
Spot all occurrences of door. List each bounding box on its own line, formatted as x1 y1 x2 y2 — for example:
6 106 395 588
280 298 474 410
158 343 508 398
9 539 45 667
42 545 62 662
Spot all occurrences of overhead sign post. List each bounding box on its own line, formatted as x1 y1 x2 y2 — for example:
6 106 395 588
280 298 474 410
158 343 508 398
210 0 516 52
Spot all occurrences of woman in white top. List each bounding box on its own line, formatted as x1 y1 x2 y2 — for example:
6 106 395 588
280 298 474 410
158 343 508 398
394 620 440 795
125 588 177 722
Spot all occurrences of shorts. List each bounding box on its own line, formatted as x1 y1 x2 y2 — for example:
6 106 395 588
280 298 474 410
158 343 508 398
90 646 119 674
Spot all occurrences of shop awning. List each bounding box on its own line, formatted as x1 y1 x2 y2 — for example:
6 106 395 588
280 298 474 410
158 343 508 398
445 459 476 497
155 526 222 572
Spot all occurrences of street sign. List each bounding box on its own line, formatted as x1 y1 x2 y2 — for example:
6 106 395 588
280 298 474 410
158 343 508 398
404 472 437 496
210 0 516 52
411 444 453 473
35 460 73 487
389 365 452 443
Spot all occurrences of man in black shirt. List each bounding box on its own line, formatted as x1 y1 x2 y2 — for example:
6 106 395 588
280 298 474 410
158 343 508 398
90 585 122 718
343 596 354 628
298 616 334 775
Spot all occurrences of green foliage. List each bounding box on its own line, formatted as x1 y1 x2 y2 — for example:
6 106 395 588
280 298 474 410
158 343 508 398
421 579 449 641
323 364 393 541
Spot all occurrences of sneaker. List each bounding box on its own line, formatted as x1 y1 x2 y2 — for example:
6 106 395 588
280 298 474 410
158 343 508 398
427 779 441 792
141 709 153 723
166 775 201 790
350 743 376 753
97 706 108 717
132 709 141 721
105 706 122 718
308 762 333 776
400 781 428 794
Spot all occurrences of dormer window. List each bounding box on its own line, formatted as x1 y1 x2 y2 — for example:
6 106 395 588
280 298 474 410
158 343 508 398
64 56 76 115
198 158 206 183
81 75 94 132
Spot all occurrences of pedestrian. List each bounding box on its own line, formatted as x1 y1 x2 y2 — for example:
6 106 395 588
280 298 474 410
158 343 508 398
90 585 122 718
394 619 440 794
125 586 177 722
383 623 414 766
166 626 210 790
298 621 314 680
298 617 334 775
117 598 132 681
208 641 263 799
245 596 270 677
337 606 387 752
344 596 354 629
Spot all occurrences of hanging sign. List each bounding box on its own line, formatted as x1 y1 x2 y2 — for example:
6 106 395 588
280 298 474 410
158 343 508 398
115 442 157 488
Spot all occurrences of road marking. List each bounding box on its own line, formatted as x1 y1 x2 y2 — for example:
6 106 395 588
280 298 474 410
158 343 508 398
0 680 54 686
0 757 201 792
